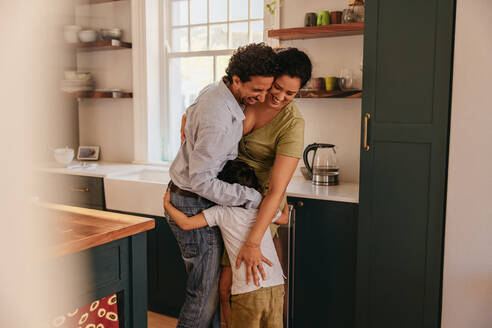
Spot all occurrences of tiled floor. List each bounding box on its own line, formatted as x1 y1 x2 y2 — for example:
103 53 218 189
148 311 178 328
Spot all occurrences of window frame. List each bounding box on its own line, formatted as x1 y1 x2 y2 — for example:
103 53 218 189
132 0 278 164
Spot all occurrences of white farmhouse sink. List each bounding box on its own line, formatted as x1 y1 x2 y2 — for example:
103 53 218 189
104 168 171 217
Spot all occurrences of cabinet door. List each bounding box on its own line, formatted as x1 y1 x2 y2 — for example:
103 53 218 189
357 1 455 327
147 216 187 317
289 197 358 328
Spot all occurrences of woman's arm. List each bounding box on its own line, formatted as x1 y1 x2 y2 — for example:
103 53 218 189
275 202 290 225
163 189 208 230
236 154 299 285
180 114 187 145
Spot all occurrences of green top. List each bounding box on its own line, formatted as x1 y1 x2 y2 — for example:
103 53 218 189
237 101 305 209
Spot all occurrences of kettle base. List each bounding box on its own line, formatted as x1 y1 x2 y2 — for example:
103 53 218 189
312 173 339 186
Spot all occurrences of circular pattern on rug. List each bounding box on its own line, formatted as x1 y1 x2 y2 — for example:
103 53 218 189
108 295 117 306
52 316 65 327
47 294 119 328
98 308 107 318
90 301 99 312
106 312 118 321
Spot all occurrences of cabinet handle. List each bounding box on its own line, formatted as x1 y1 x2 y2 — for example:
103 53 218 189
363 113 371 151
71 187 89 193
297 201 304 207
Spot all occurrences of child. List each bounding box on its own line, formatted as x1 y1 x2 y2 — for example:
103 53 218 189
164 160 288 328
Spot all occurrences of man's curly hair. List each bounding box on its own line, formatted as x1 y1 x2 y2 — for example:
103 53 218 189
225 43 277 83
275 47 312 88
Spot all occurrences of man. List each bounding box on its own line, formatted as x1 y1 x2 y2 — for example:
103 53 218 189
166 43 277 328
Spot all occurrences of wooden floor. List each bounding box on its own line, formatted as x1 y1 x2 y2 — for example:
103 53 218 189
148 311 178 328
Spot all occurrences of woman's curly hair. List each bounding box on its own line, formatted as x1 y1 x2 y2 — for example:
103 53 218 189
225 43 277 83
275 47 312 88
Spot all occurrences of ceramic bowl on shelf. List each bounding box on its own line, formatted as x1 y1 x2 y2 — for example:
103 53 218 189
100 28 123 40
54 147 74 166
63 25 82 43
78 29 98 43
64 71 92 81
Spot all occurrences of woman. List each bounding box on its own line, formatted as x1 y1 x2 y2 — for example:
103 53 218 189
219 47 312 327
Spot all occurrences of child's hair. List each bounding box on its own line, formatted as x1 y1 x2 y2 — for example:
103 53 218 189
217 160 260 191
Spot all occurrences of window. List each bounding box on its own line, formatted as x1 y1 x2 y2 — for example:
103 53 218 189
160 0 264 161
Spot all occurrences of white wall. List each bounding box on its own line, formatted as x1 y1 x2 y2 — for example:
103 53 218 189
441 0 492 327
32 1 79 161
76 0 134 162
280 0 363 183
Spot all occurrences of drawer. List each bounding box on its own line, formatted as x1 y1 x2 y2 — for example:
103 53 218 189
37 173 105 210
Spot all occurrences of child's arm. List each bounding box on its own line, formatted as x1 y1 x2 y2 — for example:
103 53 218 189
274 204 290 225
163 189 208 230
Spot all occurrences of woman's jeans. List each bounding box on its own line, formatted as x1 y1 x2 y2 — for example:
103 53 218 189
165 190 223 328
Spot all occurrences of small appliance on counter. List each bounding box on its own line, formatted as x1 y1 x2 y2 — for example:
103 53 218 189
303 143 339 186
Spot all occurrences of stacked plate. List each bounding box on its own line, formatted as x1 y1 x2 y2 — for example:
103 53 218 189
61 71 94 93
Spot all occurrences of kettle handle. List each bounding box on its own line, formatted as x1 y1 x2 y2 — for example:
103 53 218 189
303 143 320 175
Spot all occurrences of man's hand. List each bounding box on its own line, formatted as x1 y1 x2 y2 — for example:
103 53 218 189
236 242 272 286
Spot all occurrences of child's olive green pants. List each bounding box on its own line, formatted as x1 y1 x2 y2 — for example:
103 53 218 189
230 285 284 328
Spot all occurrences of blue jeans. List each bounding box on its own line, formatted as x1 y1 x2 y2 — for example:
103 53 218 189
165 190 223 328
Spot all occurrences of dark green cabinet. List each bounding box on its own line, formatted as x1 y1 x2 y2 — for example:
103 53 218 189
147 215 187 317
357 0 455 327
37 173 105 210
109 210 187 317
288 196 358 328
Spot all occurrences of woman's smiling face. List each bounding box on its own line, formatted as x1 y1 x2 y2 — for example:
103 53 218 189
267 74 302 109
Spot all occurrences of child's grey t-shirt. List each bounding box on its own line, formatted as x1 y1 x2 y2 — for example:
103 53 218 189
202 205 284 295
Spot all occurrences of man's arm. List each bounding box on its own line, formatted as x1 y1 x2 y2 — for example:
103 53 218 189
187 110 262 208
163 189 208 230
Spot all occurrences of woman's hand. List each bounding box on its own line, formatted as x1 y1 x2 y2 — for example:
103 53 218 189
240 154 299 284
180 114 187 145
236 243 272 286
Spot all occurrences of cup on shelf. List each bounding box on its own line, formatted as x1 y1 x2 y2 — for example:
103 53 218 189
312 77 325 91
78 29 98 43
342 8 356 23
324 77 337 91
316 10 331 26
63 25 82 43
304 12 317 27
330 11 343 24
338 68 354 90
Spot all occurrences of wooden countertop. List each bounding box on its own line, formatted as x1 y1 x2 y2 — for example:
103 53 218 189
42 203 155 258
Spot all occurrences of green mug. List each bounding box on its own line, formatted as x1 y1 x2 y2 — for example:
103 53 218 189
317 10 331 26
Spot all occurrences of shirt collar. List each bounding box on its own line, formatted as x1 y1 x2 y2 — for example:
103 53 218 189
218 78 245 121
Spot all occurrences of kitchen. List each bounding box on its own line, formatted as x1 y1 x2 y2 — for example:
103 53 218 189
1 0 491 328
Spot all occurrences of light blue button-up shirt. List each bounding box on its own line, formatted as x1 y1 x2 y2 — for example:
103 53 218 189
169 79 262 209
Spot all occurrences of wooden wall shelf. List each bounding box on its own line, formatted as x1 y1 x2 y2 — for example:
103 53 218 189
75 40 132 51
296 89 362 99
268 23 364 40
68 91 133 99
78 0 123 4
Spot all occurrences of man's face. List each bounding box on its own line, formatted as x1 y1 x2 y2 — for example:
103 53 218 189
232 75 274 106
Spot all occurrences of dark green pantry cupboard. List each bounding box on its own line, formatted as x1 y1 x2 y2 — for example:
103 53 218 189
356 0 455 327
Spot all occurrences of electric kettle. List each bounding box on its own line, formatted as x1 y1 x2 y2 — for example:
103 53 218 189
303 143 339 186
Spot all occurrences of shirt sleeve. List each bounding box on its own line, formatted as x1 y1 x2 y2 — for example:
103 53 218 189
188 106 262 209
202 205 224 227
276 117 305 159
